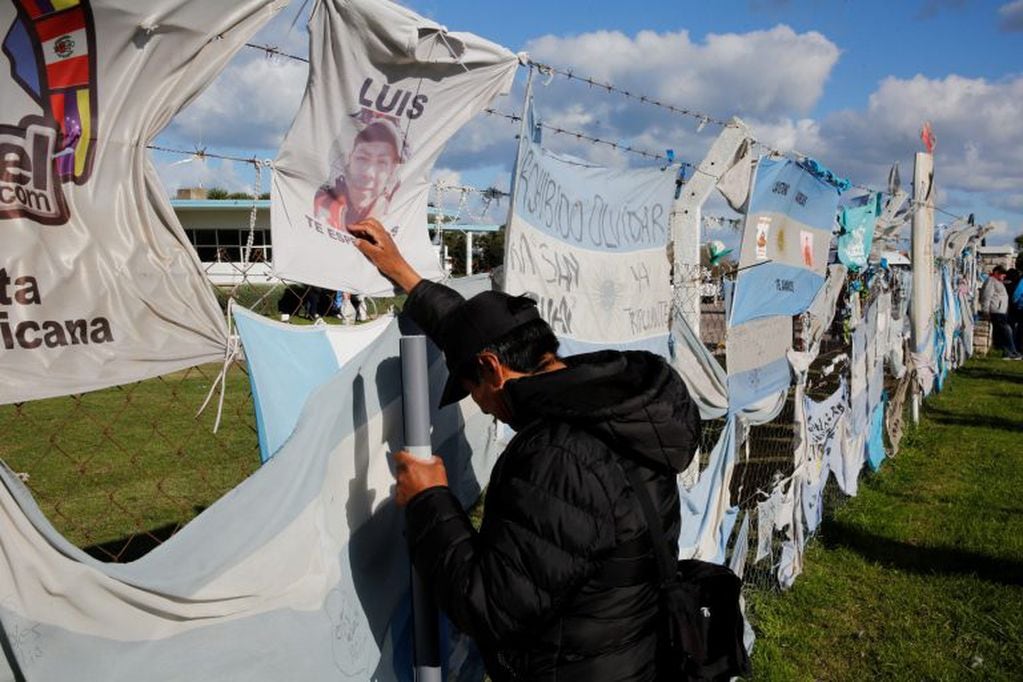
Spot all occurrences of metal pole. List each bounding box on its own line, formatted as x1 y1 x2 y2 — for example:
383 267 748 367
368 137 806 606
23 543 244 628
400 335 442 682
465 231 473 277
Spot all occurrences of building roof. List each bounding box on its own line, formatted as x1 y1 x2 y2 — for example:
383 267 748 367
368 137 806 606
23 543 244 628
171 199 270 210
976 245 1016 255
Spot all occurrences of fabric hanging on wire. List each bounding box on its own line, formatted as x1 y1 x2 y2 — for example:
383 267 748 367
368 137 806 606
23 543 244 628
668 311 729 419
0 0 285 405
849 325 869 435
668 305 788 424
865 397 887 471
0 299 503 681
503 100 676 357
235 275 492 463
800 380 846 533
726 315 793 412
777 481 805 589
802 264 848 353
233 314 388 462
678 417 739 564
885 374 911 457
729 157 843 327
829 415 864 496
837 193 881 272
866 303 885 417
728 511 750 579
754 481 783 564
271 0 519 295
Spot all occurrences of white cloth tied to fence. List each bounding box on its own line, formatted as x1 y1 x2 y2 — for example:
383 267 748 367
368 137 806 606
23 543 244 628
0 305 501 681
271 0 519 295
504 100 676 356
0 0 286 405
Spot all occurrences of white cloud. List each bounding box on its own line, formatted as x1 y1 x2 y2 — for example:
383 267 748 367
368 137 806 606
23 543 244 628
525 25 839 121
164 55 307 151
730 73 1023 246
999 0 1023 30
158 4 311 152
155 158 253 194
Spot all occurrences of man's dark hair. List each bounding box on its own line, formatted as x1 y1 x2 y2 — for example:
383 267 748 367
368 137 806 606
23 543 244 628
458 318 560 385
993 265 1007 275
353 121 401 159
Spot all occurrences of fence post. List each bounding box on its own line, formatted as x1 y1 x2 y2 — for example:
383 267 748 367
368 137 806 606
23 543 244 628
400 335 442 682
910 151 935 424
670 118 751 336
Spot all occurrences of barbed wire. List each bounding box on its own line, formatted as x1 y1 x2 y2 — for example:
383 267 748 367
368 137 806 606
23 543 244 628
245 42 309 63
148 144 269 166
528 59 729 130
235 42 971 224
481 108 676 164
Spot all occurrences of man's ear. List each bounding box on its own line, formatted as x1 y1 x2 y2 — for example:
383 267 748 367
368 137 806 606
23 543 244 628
476 352 506 388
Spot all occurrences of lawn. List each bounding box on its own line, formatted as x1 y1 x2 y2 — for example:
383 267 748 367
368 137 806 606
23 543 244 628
0 364 261 561
748 355 1023 681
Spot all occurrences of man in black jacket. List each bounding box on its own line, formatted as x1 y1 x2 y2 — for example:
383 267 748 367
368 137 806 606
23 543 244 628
352 219 702 681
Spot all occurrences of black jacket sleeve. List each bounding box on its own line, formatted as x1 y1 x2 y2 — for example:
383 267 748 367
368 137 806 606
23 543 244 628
402 280 465 351
403 440 623 644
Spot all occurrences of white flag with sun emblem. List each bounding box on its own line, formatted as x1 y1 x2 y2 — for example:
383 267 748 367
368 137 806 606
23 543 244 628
503 101 676 356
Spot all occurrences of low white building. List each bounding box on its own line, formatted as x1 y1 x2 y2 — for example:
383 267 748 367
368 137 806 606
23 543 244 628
976 245 1017 273
171 192 499 285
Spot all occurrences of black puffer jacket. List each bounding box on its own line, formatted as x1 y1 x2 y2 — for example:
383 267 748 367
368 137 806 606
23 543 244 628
404 281 702 681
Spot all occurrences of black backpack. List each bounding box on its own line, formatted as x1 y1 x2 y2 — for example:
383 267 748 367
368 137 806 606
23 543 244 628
620 462 752 681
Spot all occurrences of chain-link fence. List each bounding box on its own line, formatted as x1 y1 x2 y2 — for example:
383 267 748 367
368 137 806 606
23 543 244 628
0 246 942 653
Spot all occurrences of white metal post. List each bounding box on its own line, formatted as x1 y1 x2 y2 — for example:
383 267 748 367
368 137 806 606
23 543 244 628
670 118 751 337
465 231 473 277
910 151 935 423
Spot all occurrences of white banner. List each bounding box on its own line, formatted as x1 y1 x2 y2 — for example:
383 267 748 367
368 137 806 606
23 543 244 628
0 0 283 405
504 106 675 352
271 0 518 296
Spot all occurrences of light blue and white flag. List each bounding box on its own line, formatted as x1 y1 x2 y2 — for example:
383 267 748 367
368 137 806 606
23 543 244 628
0 286 500 682
504 101 676 357
730 157 843 327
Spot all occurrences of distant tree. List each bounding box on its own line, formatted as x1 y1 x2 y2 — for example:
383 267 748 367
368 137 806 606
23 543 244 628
1015 233 1023 251
226 191 255 200
259 192 271 200
442 230 466 275
206 187 230 200
476 227 505 272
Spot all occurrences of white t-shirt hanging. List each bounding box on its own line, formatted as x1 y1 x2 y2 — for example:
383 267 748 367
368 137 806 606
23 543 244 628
271 0 519 295
0 0 285 404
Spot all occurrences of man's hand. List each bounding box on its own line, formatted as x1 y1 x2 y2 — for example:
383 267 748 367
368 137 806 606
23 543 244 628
393 450 448 507
349 218 423 293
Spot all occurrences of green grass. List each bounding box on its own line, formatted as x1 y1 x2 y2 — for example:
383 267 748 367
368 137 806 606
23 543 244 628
0 364 261 559
748 356 1023 681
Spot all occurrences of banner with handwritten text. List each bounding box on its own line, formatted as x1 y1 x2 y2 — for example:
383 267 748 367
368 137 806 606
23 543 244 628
503 104 676 356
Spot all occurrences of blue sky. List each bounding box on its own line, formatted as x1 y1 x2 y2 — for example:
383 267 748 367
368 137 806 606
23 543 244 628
155 0 1023 244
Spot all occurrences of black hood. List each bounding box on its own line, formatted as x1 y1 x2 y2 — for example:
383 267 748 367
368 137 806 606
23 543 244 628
503 350 701 473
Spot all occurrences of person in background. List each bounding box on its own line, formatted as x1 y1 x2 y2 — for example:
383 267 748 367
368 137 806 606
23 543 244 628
980 265 1020 360
1010 260 1023 351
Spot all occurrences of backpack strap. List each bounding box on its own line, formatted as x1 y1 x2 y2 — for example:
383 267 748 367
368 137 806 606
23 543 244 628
580 427 710 667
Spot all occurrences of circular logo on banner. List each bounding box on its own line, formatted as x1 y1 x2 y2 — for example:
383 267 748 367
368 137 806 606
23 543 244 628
54 35 76 59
